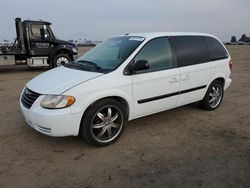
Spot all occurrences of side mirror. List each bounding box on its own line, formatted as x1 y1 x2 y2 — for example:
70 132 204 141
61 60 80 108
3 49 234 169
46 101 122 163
126 60 150 75
134 60 150 71
128 60 150 74
40 27 49 40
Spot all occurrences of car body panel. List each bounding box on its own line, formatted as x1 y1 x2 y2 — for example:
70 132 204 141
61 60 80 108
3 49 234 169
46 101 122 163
26 66 103 94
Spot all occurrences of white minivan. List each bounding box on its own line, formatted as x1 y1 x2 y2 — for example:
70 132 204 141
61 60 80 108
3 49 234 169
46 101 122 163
20 32 232 146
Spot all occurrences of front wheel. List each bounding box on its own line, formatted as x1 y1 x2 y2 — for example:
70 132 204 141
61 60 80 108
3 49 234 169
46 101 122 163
52 54 71 67
80 99 127 146
200 80 224 110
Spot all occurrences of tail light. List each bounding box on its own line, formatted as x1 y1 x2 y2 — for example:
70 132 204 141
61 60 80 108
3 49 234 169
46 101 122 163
229 60 233 71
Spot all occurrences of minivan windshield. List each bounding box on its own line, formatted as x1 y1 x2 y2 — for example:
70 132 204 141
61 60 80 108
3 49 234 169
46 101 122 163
75 36 145 73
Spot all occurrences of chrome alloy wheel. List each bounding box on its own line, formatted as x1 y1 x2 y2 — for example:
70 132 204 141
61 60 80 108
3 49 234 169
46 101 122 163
56 57 69 66
208 84 223 108
91 105 123 143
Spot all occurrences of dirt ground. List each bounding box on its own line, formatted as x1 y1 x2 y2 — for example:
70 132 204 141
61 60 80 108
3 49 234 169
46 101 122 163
0 46 249 188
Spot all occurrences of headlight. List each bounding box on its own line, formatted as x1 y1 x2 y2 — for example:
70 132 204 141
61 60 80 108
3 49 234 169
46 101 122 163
72 47 78 53
41 95 75 109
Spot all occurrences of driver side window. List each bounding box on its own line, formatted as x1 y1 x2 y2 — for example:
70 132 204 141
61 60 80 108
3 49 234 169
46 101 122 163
134 37 174 73
31 24 50 39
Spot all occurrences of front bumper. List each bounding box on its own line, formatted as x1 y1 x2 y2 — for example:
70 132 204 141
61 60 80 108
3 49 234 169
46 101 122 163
20 96 82 137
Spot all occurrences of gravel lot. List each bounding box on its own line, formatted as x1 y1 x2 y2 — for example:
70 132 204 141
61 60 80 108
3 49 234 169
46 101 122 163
0 46 249 188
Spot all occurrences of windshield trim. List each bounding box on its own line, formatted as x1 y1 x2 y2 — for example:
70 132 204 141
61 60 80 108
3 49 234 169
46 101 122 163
64 61 112 73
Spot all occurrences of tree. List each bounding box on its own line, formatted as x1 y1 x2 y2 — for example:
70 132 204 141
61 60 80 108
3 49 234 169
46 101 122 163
239 34 247 42
230 36 237 43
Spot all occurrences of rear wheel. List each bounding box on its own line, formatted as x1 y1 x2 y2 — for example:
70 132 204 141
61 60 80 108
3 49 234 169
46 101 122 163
200 80 224 110
80 99 127 146
53 54 71 67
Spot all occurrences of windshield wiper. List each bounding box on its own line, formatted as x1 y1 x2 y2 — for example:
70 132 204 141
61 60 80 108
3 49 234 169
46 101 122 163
76 60 103 72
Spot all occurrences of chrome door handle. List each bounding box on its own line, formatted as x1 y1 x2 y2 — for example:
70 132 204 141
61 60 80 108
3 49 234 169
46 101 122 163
169 77 179 83
182 75 190 81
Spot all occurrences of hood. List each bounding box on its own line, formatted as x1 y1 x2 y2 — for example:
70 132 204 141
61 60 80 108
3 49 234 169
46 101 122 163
26 66 103 95
54 39 75 46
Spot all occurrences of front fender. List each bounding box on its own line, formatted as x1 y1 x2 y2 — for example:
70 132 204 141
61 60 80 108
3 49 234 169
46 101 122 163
70 89 133 119
50 45 77 60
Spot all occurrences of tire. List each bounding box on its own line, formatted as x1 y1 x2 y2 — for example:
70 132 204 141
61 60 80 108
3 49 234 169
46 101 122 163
52 54 71 67
80 99 127 146
200 80 224 110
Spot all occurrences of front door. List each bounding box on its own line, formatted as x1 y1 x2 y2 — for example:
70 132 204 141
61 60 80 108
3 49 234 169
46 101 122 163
29 24 53 56
131 37 180 118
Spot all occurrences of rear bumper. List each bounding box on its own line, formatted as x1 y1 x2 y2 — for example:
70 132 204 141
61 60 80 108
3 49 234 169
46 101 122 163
20 96 82 137
224 78 232 90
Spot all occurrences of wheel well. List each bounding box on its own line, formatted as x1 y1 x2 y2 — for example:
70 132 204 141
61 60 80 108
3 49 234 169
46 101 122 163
53 49 74 60
214 77 225 87
78 96 130 135
111 96 130 117
89 96 129 117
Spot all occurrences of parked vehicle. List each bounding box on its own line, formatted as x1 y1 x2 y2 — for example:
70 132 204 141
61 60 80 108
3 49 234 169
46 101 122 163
0 18 77 67
20 32 232 146
237 41 248 45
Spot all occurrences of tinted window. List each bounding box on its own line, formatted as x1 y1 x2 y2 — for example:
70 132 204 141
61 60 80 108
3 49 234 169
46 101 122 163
134 37 174 73
204 36 228 60
170 36 209 67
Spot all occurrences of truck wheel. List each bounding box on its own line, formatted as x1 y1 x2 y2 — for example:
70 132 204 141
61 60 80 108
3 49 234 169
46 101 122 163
80 99 127 146
53 54 71 67
200 80 224 110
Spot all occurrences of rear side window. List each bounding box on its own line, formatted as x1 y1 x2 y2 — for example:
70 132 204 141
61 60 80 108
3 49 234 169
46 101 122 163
204 37 228 60
169 36 209 67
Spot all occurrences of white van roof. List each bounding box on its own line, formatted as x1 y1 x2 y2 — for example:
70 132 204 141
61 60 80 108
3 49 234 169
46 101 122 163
124 32 216 40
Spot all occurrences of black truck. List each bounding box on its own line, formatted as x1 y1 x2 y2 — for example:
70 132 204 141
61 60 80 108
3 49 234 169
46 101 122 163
0 18 77 67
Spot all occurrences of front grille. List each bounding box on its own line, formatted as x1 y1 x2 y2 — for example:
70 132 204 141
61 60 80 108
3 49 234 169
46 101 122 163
21 88 41 109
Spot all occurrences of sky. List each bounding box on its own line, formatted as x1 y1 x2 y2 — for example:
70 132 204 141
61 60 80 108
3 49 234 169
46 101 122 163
0 0 250 42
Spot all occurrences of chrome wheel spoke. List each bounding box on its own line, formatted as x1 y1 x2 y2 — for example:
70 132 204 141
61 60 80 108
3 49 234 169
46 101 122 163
209 97 215 103
107 107 112 119
97 112 105 121
110 123 119 128
107 126 112 138
110 113 118 123
97 127 107 138
93 123 105 129
216 87 219 94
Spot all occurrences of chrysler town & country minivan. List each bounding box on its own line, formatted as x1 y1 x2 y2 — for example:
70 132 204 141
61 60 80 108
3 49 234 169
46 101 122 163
20 32 232 146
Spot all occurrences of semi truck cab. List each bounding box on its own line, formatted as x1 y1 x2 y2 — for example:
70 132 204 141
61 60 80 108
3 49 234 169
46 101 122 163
0 18 77 67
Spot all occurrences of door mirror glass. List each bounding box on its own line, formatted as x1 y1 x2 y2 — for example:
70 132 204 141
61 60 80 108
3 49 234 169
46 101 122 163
134 60 150 71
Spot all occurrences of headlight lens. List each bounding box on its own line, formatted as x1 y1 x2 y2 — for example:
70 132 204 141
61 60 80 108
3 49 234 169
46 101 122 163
72 47 78 53
40 95 75 109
